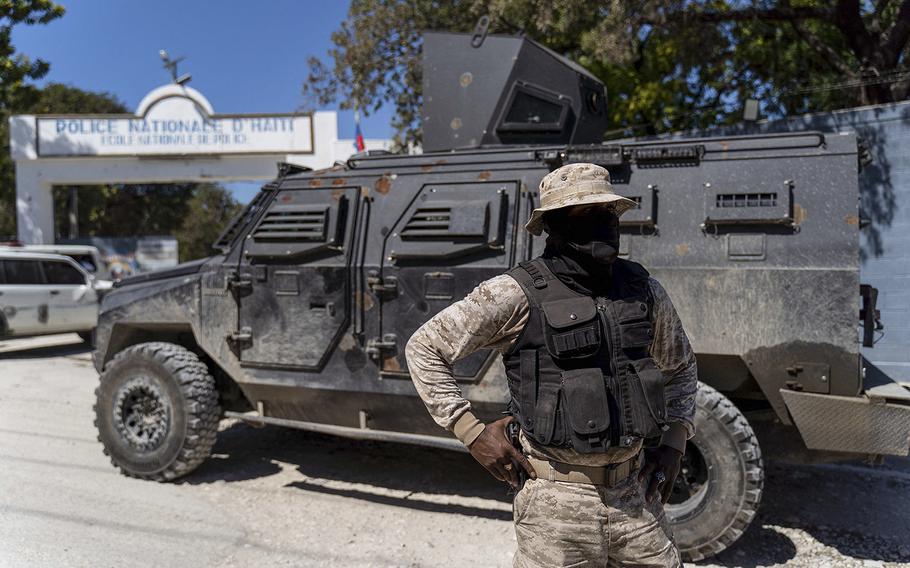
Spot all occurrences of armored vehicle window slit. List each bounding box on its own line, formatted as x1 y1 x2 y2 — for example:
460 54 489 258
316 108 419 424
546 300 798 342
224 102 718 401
388 184 509 261
243 190 350 261
703 180 793 227
498 82 570 134
615 184 657 229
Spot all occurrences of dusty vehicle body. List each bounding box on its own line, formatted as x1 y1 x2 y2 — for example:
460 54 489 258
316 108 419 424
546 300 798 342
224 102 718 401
92 30 910 561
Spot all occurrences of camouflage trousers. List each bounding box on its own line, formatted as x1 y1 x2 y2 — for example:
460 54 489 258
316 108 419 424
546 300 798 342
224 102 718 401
512 474 681 568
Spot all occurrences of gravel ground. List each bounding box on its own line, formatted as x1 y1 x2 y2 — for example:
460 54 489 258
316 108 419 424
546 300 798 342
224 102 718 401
1 333 908 567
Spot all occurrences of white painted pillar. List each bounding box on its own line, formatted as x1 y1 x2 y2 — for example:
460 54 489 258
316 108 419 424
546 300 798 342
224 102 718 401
9 116 53 244
15 163 55 244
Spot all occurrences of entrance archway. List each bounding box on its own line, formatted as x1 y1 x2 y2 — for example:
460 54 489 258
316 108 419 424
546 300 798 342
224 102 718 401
9 83 389 244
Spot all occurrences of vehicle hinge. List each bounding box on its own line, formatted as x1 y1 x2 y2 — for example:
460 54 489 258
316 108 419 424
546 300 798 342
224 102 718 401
227 326 252 349
365 334 397 359
227 273 254 299
367 274 398 297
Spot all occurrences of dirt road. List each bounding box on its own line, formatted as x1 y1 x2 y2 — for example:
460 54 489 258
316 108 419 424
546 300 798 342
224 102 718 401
1 334 908 567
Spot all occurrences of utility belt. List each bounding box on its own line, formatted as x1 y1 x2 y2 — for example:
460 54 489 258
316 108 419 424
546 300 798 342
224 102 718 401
527 452 643 487
507 419 642 490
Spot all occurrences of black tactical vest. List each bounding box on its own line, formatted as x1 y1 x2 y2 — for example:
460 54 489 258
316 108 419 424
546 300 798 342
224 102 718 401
503 257 668 453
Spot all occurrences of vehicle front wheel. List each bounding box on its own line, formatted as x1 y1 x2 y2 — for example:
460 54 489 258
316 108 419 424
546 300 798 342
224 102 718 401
94 342 220 481
665 382 764 561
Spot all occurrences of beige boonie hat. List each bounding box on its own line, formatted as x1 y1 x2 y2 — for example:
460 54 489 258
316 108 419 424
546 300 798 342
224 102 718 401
525 163 638 236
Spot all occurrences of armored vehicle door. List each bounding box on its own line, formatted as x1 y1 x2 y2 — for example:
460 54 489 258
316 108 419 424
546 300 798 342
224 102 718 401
374 181 518 378
236 186 360 369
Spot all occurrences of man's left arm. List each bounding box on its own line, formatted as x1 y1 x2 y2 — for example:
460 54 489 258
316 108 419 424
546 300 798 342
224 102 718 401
638 277 699 503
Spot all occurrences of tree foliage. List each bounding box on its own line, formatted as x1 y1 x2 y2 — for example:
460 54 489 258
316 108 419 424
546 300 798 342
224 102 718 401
52 180 242 262
0 0 65 236
304 0 910 145
173 183 243 262
0 5 241 260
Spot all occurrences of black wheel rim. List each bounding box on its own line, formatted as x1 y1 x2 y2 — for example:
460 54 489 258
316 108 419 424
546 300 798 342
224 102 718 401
114 377 171 452
665 441 711 519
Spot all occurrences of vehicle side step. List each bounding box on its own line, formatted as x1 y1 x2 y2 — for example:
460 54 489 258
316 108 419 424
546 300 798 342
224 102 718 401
780 389 910 456
223 410 468 453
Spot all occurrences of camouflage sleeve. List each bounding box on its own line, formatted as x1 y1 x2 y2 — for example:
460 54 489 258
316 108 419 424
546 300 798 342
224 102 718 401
405 274 529 445
648 278 699 453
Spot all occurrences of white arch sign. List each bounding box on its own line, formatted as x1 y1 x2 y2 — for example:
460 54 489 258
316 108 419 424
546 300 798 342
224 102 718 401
9 84 389 244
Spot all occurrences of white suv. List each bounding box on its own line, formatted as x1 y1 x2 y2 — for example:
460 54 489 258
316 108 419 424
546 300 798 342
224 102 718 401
0 252 99 342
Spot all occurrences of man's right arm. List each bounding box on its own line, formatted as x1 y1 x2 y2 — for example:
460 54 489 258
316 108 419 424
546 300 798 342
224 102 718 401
405 274 537 486
405 274 528 445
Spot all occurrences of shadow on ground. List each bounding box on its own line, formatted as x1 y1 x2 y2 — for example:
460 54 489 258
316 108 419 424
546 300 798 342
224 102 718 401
698 459 910 566
190 422 910 565
0 340 92 359
185 421 512 520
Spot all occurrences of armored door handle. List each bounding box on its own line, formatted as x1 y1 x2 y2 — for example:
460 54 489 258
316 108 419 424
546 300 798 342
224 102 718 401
49 290 60 296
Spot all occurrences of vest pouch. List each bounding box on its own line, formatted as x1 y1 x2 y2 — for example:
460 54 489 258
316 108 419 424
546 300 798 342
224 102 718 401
531 379 562 445
616 299 650 323
626 359 668 439
541 297 600 359
560 368 612 453
620 321 654 351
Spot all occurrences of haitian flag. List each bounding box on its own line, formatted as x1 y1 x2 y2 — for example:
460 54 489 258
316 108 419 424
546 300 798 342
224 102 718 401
354 110 365 152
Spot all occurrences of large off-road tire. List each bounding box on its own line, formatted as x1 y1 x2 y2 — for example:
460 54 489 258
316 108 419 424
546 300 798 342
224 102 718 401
665 382 764 561
94 342 220 481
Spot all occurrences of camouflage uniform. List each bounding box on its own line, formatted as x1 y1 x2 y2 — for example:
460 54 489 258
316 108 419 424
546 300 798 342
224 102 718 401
405 164 697 567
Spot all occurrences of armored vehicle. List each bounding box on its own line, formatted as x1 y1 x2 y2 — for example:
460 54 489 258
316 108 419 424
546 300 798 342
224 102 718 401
92 29 910 561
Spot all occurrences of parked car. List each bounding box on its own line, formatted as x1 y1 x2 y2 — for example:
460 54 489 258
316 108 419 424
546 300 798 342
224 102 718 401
0 251 100 343
0 243 111 281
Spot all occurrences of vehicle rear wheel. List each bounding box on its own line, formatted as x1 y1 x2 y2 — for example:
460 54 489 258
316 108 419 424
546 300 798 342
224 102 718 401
94 342 220 481
665 382 764 561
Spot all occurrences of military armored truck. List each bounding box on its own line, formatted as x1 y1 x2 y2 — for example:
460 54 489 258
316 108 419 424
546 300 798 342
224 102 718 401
92 30 910 561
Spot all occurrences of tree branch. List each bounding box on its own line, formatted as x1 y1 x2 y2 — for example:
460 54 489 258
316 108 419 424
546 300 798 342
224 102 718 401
650 5 832 25
833 0 875 64
790 20 858 78
882 0 910 67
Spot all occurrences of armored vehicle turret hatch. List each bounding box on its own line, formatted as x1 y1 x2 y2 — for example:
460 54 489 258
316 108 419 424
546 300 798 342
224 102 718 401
421 31 609 151
90 30 908 564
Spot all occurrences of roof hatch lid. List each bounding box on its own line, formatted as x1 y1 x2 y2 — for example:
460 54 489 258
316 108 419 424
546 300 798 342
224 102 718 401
421 31 608 152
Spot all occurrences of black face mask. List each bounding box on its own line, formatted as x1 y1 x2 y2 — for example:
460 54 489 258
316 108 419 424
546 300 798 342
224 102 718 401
544 208 621 265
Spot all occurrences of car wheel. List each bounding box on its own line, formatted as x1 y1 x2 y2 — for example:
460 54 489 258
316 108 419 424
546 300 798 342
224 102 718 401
94 342 220 481
665 382 764 561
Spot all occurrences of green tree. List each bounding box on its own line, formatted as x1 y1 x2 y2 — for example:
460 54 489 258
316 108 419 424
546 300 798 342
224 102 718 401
304 0 910 145
173 183 243 262
52 180 242 261
0 0 65 236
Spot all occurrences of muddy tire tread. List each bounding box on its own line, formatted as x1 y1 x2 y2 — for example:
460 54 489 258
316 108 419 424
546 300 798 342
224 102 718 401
680 382 764 562
93 342 220 482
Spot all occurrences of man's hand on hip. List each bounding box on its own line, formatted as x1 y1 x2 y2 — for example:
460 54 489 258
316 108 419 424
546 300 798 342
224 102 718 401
638 445 683 504
467 416 537 488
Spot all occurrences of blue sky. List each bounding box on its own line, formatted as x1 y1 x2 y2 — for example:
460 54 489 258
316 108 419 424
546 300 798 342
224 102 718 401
13 0 395 202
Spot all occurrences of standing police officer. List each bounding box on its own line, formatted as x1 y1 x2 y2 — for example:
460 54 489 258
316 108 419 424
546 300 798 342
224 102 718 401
406 163 697 567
